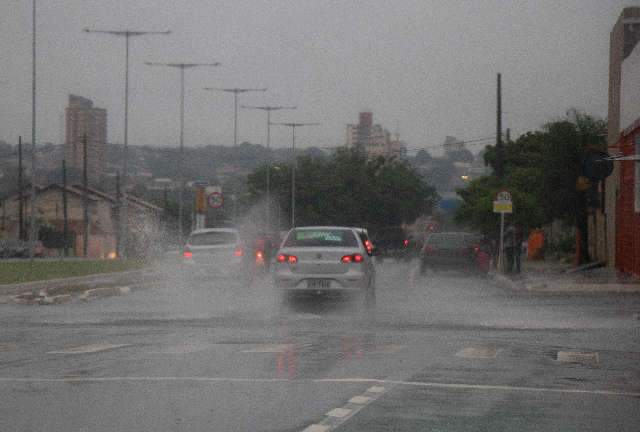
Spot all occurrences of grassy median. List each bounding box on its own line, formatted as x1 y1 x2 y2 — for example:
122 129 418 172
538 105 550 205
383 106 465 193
0 259 147 285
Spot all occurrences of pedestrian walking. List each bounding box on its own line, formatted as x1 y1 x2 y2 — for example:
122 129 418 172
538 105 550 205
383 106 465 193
504 223 515 273
513 224 524 274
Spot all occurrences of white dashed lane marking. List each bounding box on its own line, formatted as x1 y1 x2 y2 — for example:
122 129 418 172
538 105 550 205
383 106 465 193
299 385 389 431
348 395 371 404
301 425 330 432
366 385 386 393
326 408 352 418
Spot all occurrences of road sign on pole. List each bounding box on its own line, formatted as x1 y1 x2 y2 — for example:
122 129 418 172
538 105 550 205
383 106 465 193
207 191 224 209
493 190 513 273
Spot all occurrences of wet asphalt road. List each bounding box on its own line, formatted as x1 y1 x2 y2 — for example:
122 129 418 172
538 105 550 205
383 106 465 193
0 260 639 431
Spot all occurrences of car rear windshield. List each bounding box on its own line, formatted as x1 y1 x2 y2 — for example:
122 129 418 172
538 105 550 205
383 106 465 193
188 231 238 246
426 234 477 248
284 229 359 247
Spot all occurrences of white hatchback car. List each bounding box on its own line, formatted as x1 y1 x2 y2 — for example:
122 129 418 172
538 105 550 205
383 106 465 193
182 228 246 276
273 226 376 308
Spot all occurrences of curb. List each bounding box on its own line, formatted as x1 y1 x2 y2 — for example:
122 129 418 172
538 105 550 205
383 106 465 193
488 273 521 291
0 269 154 296
489 272 640 294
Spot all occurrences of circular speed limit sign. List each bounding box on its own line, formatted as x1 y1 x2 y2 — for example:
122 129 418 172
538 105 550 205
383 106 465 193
207 192 224 209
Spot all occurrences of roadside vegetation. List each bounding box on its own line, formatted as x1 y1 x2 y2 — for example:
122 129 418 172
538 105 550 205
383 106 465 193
0 259 147 285
247 148 439 230
454 110 606 262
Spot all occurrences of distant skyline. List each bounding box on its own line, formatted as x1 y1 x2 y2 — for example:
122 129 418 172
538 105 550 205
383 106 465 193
0 0 634 155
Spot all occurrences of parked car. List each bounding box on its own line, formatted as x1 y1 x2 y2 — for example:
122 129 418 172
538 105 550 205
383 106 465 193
182 228 246 276
0 240 44 258
274 226 376 309
419 232 487 275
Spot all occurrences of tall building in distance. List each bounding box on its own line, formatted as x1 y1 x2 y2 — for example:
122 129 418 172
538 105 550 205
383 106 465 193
65 95 107 181
346 112 406 159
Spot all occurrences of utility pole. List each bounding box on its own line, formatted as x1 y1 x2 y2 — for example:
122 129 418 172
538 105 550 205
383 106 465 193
204 87 267 146
82 134 89 258
271 122 320 228
241 104 297 229
29 0 37 261
18 136 24 240
62 159 69 257
115 171 121 257
495 73 504 180
84 27 171 258
146 61 221 244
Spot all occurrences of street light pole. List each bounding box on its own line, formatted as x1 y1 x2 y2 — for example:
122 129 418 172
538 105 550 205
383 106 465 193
29 0 37 261
241 105 296 229
204 88 267 146
146 61 221 244
83 27 170 257
271 122 319 228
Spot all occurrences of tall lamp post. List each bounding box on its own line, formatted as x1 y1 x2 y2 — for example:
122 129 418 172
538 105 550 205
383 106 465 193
241 105 296 229
83 27 170 257
145 61 221 243
204 87 267 146
271 122 319 228
29 0 37 261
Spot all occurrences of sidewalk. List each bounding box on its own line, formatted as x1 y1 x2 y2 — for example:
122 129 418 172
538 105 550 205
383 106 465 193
491 259 640 294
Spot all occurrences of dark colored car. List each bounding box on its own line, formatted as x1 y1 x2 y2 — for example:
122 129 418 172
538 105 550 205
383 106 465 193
371 226 414 263
0 240 44 258
419 232 488 274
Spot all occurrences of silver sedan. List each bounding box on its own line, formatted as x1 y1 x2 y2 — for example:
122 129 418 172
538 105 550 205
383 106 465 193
273 226 376 309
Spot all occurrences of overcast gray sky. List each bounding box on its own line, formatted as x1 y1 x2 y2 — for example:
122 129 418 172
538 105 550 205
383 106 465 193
0 0 634 154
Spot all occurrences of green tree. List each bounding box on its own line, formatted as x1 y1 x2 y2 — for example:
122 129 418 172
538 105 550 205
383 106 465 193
456 110 606 263
247 148 438 230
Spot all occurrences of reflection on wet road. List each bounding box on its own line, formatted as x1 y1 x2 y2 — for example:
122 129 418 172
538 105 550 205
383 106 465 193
0 260 639 431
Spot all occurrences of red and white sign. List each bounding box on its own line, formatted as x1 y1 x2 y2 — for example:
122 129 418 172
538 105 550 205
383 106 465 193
207 192 224 209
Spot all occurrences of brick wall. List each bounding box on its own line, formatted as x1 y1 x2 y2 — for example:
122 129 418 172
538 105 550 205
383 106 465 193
615 126 640 277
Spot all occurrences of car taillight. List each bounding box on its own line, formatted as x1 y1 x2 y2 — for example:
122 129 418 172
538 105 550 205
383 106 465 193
473 244 480 253
364 240 373 255
277 254 297 264
234 247 244 257
403 239 409 247
341 254 364 263
183 250 193 259
255 250 264 264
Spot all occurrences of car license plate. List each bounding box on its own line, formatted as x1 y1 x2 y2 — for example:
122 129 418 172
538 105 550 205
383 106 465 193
307 279 330 289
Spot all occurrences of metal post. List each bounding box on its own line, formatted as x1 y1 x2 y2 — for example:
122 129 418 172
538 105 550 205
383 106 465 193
269 121 319 229
83 28 171 255
121 33 130 258
266 109 271 229
240 105 296 229
178 66 185 244
115 171 121 257
291 125 296 228
83 134 89 258
499 212 505 273
496 73 503 180
29 0 37 261
18 136 24 240
233 91 238 146
62 159 69 257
